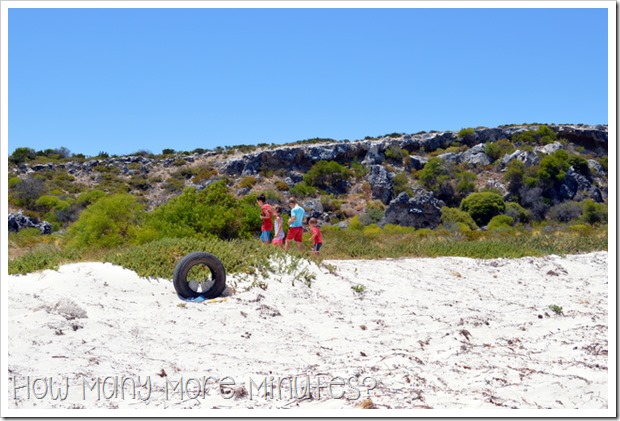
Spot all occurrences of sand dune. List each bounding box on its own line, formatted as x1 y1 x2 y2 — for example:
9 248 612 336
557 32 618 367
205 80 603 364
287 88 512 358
5 252 609 414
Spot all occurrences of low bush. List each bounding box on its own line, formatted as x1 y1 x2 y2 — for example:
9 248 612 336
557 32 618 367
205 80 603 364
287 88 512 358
547 201 582 223
104 237 279 279
289 181 318 198
304 161 352 194
65 193 146 250
441 207 478 230
143 180 260 241
488 215 515 231
239 176 258 189
504 202 531 223
460 192 506 226
582 200 607 225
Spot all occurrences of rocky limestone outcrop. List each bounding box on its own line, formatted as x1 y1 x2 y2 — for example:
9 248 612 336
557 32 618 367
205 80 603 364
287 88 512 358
382 190 445 229
500 149 541 168
8 211 52 234
558 168 603 203
367 165 394 205
11 125 607 179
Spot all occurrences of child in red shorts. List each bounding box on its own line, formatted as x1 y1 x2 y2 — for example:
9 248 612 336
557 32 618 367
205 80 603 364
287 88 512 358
308 217 323 256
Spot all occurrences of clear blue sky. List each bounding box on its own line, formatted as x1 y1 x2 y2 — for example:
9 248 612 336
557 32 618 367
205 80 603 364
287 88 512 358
8 6 609 157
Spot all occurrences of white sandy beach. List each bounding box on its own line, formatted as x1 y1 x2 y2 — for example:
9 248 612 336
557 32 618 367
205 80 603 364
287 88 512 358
6 252 609 412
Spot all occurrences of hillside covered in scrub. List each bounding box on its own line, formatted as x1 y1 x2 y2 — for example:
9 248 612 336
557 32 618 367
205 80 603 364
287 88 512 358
7 123 608 271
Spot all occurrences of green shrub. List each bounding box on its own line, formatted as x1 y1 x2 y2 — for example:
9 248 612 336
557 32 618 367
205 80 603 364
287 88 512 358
9 176 47 210
9 147 37 165
504 202 531 223
348 215 364 231
512 125 557 145
320 196 342 212
65 194 145 250
382 224 416 235
455 170 476 197
274 180 290 191
441 206 478 230
104 237 280 280
359 208 385 226
362 224 382 238
460 192 506 226
304 160 352 193
239 176 258 189
191 165 218 183
163 177 186 194
35 195 62 213
568 154 590 176
538 150 571 183
143 180 261 241
581 200 607 225
289 181 317 198
484 139 515 162
488 215 514 231
8 244 71 275
385 146 407 163
457 128 475 139
351 160 369 179
76 190 106 207
547 201 582 223
392 172 411 196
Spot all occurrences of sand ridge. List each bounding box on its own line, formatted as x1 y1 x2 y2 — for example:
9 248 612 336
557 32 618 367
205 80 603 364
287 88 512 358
6 252 608 412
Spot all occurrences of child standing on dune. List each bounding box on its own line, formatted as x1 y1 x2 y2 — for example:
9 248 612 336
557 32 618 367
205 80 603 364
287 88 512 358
257 194 273 245
308 218 323 256
272 205 285 248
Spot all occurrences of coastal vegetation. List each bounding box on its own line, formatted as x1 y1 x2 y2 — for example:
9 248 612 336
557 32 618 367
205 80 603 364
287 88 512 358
8 124 608 277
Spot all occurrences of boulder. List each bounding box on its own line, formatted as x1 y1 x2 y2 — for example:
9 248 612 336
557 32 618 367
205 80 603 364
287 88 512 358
361 143 385 166
559 168 603 202
436 152 461 164
460 143 492 166
301 199 324 221
382 190 445 229
587 159 605 175
367 165 394 205
500 149 540 168
8 211 52 234
406 155 428 172
535 141 563 155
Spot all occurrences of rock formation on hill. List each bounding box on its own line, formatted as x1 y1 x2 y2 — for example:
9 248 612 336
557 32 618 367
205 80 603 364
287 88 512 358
8 124 608 233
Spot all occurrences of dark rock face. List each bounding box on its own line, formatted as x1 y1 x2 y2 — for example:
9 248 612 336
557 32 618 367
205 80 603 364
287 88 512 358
556 125 608 152
12 125 607 179
8 211 52 234
382 190 445 229
460 143 492 167
361 143 385 166
367 165 394 205
301 198 325 221
558 168 603 203
406 155 428 172
500 149 540 168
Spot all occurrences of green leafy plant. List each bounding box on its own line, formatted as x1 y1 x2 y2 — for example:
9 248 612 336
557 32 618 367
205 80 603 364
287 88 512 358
351 284 366 293
487 215 515 231
65 193 146 250
460 192 506 227
549 304 564 316
441 207 478 231
304 160 352 194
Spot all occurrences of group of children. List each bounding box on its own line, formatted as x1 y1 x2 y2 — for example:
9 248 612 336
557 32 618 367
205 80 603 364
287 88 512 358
257 195 323 255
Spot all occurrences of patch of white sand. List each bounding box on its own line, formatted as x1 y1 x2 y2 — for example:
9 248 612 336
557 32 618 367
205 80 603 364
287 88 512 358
6 252 608 412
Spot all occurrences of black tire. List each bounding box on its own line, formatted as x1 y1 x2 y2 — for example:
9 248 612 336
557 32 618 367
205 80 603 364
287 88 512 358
173 252 227 300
